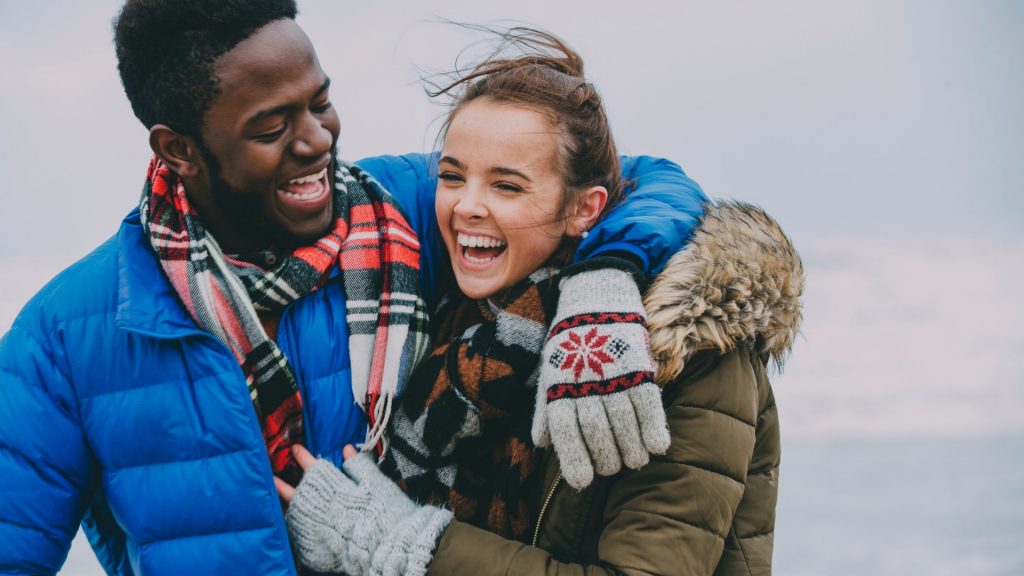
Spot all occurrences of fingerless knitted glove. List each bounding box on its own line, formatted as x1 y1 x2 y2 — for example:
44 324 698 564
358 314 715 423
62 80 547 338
286 454 453 576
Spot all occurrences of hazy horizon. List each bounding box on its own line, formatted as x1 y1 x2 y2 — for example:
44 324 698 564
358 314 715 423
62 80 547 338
2 1 1021 574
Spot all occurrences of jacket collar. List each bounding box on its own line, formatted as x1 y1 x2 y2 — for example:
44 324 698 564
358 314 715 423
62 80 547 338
115 207 201 337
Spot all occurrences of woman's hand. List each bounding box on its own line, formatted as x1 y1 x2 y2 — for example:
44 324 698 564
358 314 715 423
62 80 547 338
275 443 452 575
275 444 357 504
534 261 670 490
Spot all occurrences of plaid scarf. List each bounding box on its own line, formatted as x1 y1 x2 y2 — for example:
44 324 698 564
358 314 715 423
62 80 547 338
141 156 429 485
380 268 559 541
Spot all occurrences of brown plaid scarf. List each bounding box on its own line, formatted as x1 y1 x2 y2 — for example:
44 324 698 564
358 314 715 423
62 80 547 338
141 156 429 485
380 267 559 541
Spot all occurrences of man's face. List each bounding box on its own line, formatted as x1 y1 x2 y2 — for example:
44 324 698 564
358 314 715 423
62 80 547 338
187 18 341 253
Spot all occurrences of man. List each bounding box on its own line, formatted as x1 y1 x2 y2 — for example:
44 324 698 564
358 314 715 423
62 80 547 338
0 0 706 573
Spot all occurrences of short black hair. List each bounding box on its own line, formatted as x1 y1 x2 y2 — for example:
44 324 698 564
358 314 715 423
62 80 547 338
113 0 298 138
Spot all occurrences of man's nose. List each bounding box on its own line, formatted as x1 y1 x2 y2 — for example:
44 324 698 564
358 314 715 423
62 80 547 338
290 111 333 159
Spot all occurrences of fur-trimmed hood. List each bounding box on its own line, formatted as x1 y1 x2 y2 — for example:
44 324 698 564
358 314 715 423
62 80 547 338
644 201 804 385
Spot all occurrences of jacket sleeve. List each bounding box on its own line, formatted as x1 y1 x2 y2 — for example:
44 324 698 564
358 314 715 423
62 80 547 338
0 309 95 574
579 156 707 277
427 350 761 576
429 521 617 576
356 153 709 292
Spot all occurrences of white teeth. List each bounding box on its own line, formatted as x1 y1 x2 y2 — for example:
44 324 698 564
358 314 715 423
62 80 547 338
283 190 319 199
281 167 328 200
465 253 497 264
457 233 505 249
288 167 327 185
457 233 504 265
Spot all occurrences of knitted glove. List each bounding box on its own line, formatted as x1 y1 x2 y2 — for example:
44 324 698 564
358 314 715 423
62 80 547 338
532 261 670 489
285 453 453 576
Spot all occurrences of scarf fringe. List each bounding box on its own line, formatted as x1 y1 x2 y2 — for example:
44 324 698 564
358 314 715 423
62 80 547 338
362 393 395 452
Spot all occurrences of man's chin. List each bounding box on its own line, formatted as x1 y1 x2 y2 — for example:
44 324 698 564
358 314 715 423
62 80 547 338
274 217 335 250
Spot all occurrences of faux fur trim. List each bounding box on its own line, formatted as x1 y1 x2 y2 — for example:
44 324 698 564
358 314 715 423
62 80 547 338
644 201 804 385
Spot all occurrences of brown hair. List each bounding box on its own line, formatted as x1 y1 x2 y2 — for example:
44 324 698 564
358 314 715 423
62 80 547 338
429 26 624 221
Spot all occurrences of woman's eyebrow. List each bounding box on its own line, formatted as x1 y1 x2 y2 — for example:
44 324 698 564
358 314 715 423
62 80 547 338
438 155 464 169
490 166 532 182
439 156 532 182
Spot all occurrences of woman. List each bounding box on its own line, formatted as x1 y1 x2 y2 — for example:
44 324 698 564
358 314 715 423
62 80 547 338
277 28 803 576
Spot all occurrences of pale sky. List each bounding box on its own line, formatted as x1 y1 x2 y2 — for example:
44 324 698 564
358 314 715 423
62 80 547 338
1 0 1021 259
2 1 1023 574
1 0 1021 441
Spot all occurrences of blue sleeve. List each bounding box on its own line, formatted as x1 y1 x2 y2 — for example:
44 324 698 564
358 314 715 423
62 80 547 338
0 309 94 573
355 152 452 311
356 153 708 303
579 156 708 276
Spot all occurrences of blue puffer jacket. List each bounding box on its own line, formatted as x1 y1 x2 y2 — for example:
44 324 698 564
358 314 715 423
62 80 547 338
0 154 705 575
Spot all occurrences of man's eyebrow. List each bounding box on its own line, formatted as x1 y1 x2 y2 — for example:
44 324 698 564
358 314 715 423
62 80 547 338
244 77 332 128
315 77 331 97
245 104 291 128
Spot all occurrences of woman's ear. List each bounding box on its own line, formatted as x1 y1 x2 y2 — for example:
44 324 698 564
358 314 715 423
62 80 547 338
149 124 203 178
569 185 608 237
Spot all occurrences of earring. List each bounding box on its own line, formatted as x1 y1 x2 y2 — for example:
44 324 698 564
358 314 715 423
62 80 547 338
580 229 589 239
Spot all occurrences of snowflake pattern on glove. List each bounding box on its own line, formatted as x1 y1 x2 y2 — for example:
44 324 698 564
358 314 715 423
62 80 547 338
548 327 629 380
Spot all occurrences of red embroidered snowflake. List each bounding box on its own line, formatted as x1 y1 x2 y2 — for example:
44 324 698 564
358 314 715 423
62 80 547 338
558 327 620 381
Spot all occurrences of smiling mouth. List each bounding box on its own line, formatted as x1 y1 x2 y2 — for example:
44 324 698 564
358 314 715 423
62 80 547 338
458 232 507 264
280 167 329 201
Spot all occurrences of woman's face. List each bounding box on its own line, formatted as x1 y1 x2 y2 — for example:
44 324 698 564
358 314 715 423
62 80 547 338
435 98 570 300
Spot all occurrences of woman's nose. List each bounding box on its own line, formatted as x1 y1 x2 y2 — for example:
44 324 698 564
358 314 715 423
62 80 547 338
453 186 488 220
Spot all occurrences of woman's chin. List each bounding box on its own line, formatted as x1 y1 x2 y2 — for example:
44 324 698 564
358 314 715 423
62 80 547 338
453 270 508 301
456 280 500 301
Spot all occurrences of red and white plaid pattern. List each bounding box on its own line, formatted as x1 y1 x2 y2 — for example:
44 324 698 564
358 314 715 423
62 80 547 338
141 157 429 483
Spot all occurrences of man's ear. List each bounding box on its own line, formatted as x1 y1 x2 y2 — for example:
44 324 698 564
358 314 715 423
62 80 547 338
569 185 609 237
149 124 203 178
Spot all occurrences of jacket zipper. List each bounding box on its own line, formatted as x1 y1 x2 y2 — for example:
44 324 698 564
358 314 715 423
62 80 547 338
275 304 315 455
532 472 562 546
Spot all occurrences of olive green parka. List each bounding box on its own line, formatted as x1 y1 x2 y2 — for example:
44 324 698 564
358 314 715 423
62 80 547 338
428 202 804 576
